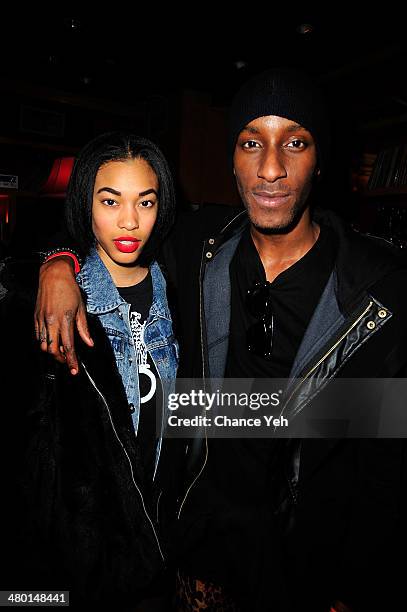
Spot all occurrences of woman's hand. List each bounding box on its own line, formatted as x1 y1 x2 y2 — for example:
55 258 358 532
34 257 94 374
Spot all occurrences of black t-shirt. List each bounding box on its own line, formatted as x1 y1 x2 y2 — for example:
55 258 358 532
225 223 337 379
117 271 162 485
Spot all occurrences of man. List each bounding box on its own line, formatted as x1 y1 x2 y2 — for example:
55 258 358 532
33 69 407 611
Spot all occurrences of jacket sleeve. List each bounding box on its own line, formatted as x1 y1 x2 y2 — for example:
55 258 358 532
0 278 64 587
337 438 406 610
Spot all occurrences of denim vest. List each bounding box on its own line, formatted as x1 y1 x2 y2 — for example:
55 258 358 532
76 249 178 478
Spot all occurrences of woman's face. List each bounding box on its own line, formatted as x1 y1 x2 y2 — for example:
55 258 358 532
92 157 158 277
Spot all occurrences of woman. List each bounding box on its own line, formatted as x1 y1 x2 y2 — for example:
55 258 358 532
0 132 178 610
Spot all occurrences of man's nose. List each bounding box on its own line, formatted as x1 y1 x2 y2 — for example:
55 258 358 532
257 146 287 182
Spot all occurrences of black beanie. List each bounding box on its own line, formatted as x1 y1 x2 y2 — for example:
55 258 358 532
229 67 330 175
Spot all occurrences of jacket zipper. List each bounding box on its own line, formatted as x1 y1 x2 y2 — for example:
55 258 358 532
199 243 209 382
177 242 209 519
281 300 374 415
80 360 165 562
156 490 163 524
219 209 246 235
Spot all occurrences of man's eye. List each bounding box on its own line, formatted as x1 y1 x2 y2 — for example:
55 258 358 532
287 139 306 149
242 140 260 149
102 198 117 206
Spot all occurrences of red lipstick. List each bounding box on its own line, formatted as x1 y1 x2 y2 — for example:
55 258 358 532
113 237 141 253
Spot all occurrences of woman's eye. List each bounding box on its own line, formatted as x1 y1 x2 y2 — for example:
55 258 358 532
139 200 155 208
242 140 260 149
102 198 117 206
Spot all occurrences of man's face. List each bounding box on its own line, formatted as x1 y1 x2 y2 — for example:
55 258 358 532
233 115 319 233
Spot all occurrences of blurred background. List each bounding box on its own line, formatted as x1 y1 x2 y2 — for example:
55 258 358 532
1 11 407 255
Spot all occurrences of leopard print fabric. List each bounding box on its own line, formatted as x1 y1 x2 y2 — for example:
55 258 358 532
174 571 240 611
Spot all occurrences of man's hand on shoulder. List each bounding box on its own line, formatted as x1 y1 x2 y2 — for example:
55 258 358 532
34 257 93 375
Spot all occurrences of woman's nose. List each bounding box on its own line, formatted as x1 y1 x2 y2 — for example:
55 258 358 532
118 205 139 230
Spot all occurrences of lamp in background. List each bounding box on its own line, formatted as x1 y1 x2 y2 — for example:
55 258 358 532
41 157 75 198
0 195 9 244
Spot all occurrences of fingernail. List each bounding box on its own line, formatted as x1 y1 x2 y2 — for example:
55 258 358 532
70 368 78 375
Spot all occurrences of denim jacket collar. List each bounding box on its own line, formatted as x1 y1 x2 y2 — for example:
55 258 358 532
77 248 170 319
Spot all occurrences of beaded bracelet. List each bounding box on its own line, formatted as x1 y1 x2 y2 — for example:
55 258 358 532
40 247 82 275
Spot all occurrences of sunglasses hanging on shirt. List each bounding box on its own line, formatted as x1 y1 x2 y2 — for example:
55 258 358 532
246 281 274 361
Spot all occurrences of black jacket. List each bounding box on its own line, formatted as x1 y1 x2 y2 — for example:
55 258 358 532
0 259 174 609
164 206 407 611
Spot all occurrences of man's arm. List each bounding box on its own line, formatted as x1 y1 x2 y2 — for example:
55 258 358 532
34 257 93 375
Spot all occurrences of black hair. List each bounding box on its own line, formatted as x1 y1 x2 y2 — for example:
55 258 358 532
65 131 176 266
